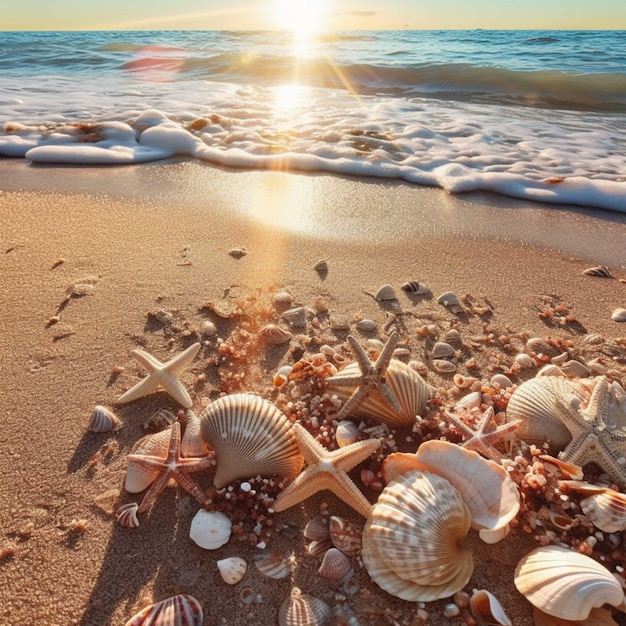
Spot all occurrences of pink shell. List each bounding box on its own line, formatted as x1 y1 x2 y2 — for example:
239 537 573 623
124 594 203 626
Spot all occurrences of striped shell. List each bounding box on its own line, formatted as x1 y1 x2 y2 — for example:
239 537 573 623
514 545 626 621
560 480 626 533
216 556 247 585
582 265 612 277
115 502 140 528
257 324 293 345
181 410 211 458
189 510 231 550
278 587 331 626
125 429 172 493
199 394 303 489
327 359 431 427
304 515 330 541
254 551 293 580
88 405 120 432
362 470 473 602
400 281 429 294
318 547 352 581
124 594 203 626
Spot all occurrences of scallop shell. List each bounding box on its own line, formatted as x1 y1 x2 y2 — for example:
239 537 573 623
254 551 293 580
400 281 429 294
533 606 620 626
125 429 173 493
583 265 612 277
116 502 140 528
278 587 331 626
329 516 362 556
318 547 352 581
181 410 211 458
199 393 304 489
124 594 203 626
381 440 520 544
560 481 626 533
431 341 455 359
327 359 432 427
469 590 512 626
88 405 120 432
611 308 626 322
374 284 397 301
216 556 247 585
362 470 473 602
189 510 231 550
258 324 293 345
514 545 626 620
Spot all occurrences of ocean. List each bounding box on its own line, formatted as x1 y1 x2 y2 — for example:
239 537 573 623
1 29 625 211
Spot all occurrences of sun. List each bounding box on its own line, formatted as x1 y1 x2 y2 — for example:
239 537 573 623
272 0 328 35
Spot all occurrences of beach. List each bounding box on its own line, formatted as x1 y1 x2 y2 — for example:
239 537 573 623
2 159 626 626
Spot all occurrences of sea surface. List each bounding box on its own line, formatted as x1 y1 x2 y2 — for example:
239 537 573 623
1 30 625 211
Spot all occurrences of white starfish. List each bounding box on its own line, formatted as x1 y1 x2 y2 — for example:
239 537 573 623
117 342 200 408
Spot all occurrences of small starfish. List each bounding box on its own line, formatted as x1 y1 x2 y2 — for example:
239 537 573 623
328 331 401 420
273 422 381 518
126 421 213 514
444 406 520 461
559 376 626 486
117 342 200 408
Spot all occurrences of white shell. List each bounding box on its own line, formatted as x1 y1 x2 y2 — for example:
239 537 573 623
258 324 293 345
490 374 513 389
469 590 512 626
217 556 247 585
125 429 172 493
454 390 483 410
335 420 363 448
437 291 461 307
561 481 626 532
318 547 352 581
273 290 294 306
374 284 397 301
611 308 626 322
278 587 331 626
189 510 232 550
254 551 293 580
560 360 590 378
362 470 473 602
124 594 203 626
514 353 535 369
116 502 140 528
199 393 303 489
89 405 120 432
181 410 211 458
514 545 626 620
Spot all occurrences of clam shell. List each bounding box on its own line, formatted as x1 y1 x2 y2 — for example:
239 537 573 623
181 410 211 458
318 547 352 581
254 551 293 580
258 324 292 345
199 393 303 489
469 590 512 626
125 429 172 493
335 420 363 448
611 308 626 322
431 341 455 359
374 284 397 301
400 281 429 294
362 470 473 602
432 359 457 373
189 510 232 550
278 587 331 626
124 594 203 626
216 556 247 585
355 318 377 332
514 545 625 620
329 516 362 556
116 502 140 528
88 405 120 432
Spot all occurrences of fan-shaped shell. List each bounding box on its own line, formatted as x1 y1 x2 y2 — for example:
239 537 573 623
329 516 362 556
318 547 352 581
533 606 620 626
189 510 232 550
561 481 626 532
124 594 203 626
254 551 293 580
381 440 520 544
362 470 473 602
199 394 303 489
125 429 172 493
88 405 120 432
470 590 512 626
278 587 331 626
257 324 292 345
216 556 247 585
327 359 431 427
514 545 626 621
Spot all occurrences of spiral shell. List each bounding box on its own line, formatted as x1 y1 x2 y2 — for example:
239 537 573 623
318 547 352 581
88 405 120 432
199 394 303 488
514 545 625 621
278 587 331 626
362 470 473 602
124 594 203 626
257 324 293 345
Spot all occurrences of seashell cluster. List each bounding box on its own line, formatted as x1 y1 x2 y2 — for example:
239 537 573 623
199 393 303 488
216 556 247 585
278 587 331 626
189 509 231 550
88 405 120 432
257 324 292 345
125 594 203 626
362 470 473 602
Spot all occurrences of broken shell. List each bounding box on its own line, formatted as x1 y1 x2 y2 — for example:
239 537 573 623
115 502 140 528
362 470 473 602
199 393 303 489
258 324 293 345
335 420 363 448
88 405 120 433
329 516 362 556
611 308 626 322
453 374 478 389
254 551 293 580
432 359 457 374
189 510 232 550
355 318 377 333
514 545 625 621
469 590 512 626
374 284 397 301
431 341 455 359
437 291 460 307
560 360 590 378
278 587 331 626
583 265 612 277
318 547 352 581
538 455 584 480
313 259 328 272
217 556 247 585
124 594 203 626
400 281 429 294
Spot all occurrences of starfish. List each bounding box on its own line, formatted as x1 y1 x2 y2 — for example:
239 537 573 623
444 406 521 461
126 421 213 514
328 331 402 420
272 422 381 518
558 376 626 487
117 342 200 408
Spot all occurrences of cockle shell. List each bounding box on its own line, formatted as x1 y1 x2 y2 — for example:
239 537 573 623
189 510 231 550
560 480 626 532
254 551 293 580
116 502 140 528
125 428 173 493
327 359 432 427
257 324 292 345
88 405 120 432
216 557 247 585
329 516 362 556
278 587 331 626
199 393 303 489
124 594 203 626
362 470 473 602
381 440 520 544
514 545 626 621
304 514 330 541
318 547 352 581
469 590 512 626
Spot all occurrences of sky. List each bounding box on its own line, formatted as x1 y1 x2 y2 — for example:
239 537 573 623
2 0 625 31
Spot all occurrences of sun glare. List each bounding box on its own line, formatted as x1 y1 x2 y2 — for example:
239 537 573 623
273 0 327 35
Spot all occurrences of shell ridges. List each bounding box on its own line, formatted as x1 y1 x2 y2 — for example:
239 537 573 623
124 594 203 626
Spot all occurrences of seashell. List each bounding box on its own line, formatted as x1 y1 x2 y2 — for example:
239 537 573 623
444 328 462 346
216 556 247 585
538 455 583 480
514 353 535 369
392 347 410 359
560 481 626 533
254 551 293 580
362 470 473 602
141 408 176 432
536 363 564 377
313 259 328 273
382 441 520 544
88 405 120 432
257 324 292 345
124 594 203 626
273 365 293 387
374 284 397 301
453 374 478 389
490 374 513 389
273 290 294 306
551 352 569 365
469 590 512 626
533 606 620 626
400 281 429 294
432 359 456 373
526 337 558 356
189 509 232 550
437 291 460 307
454 390 483 410
201 320 217 336
278 587 331 626
431 341 455 359
329 516 362 556
115 502 139 528
308 538 333 558
327 358 432 427
125 429 173 493
560 359 590 378
199 393 303 489
335 420 363 448
181 410 211 458
304 514 330 541
229 247 247 259
355 318 377 332
582 265 612 277
611 308 626 322
282 306 307 327
514 545 625 621
239 587 257 605
329 314 351 331
318 547 352 581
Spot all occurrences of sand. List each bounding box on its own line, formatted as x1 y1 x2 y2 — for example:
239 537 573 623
1 159 626 626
